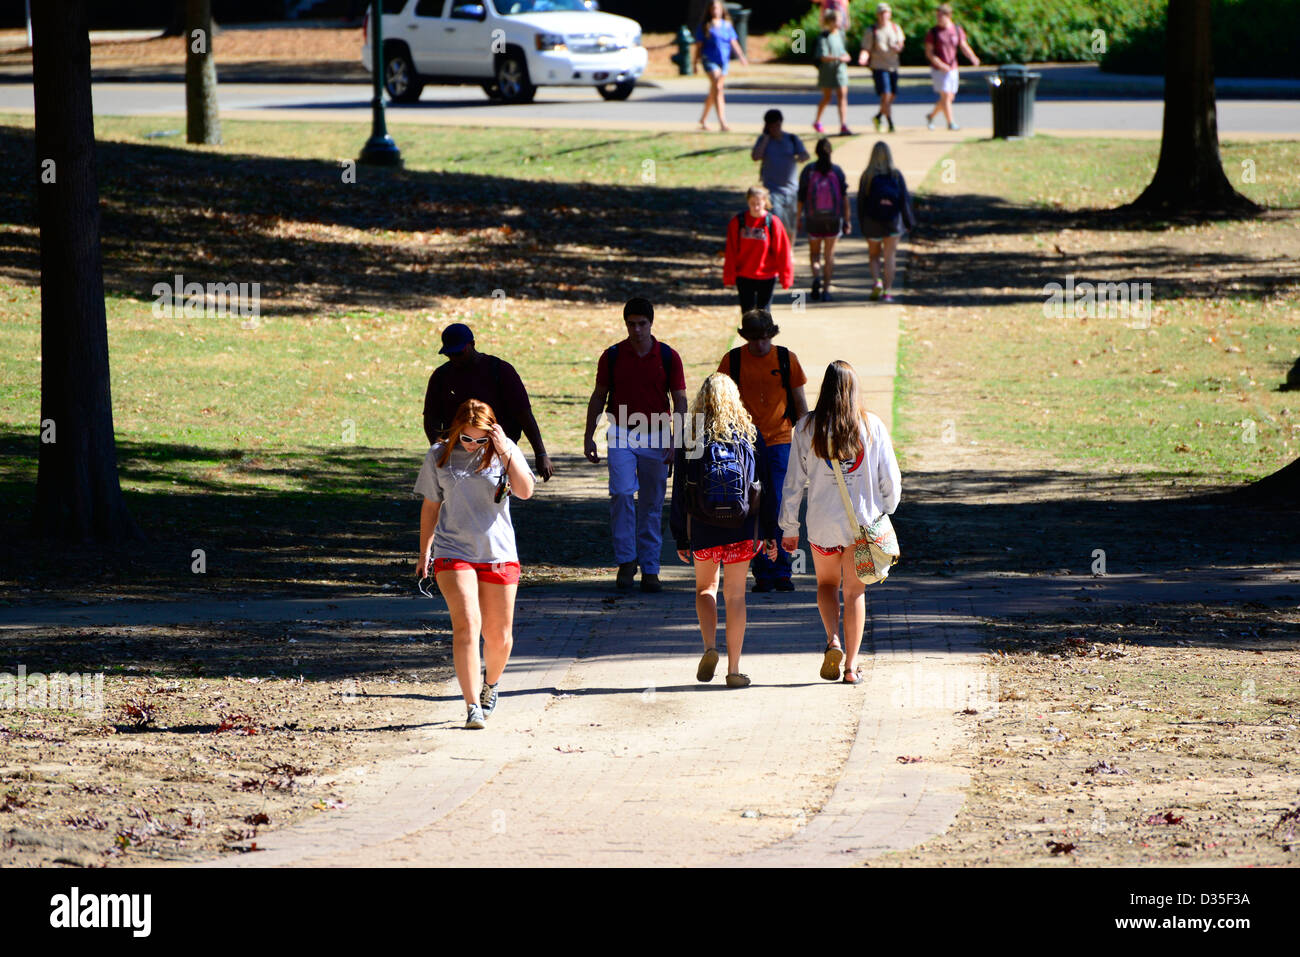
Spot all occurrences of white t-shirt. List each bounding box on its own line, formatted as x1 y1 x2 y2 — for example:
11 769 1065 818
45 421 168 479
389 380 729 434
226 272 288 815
865 22 904 71
414 438 531 563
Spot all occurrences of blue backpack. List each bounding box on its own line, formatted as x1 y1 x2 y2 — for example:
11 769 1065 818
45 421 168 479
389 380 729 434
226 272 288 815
866 172 903 223
689 438 757 528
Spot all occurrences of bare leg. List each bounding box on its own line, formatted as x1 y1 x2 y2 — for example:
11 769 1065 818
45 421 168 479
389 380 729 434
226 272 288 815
880 90 895 119
808 237 824 282
721 559 750 674
883 235 899 292
699 72 718 127
694 556 721 649
477 580 517 687
867 238 883 283
716 75 730 131
940 91 955 125
821 234 838 288
814 87 832 125
811 547 844 649
437 567 484 706
836 86 848 127
839 548 867 673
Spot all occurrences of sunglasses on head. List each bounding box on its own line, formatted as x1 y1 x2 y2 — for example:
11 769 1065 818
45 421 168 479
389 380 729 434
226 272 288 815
459 434 490 446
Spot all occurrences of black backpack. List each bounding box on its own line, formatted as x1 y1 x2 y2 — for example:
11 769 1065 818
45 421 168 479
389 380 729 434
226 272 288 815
727 346 797 425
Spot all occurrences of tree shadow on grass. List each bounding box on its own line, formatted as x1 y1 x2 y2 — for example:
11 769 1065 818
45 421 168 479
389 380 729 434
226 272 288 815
903 191 1299 308
0 123 743 316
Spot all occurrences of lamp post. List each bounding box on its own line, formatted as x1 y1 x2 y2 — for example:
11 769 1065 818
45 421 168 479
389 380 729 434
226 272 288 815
359 0 402 166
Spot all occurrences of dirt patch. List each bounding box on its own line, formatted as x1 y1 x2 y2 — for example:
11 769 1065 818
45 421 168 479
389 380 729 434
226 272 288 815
871 602 1300 866
0 618 454 866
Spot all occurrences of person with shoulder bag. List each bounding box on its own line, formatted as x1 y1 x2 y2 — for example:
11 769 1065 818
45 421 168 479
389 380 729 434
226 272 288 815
670 374 776 688
778 361 901 685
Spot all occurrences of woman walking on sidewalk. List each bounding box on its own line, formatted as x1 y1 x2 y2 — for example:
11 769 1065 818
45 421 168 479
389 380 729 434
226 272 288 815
723 185 794 313
796 137 850 302
812 8 852 136
694 0 749 131
415 399 536 729
857 140 916 302
670 373 774 688
779 361 900 684
857 2 905 133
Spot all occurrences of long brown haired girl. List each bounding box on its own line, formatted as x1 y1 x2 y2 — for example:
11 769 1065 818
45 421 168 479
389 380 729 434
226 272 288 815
415 399 535 729
777 361 900 684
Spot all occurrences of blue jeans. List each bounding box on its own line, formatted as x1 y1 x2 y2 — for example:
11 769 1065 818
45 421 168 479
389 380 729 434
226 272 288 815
752 434 792 582
769 189 798 244
607 434 669 575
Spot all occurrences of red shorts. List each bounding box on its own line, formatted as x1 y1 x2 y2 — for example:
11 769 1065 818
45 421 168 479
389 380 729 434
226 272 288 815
810 543 845 557
691 540 761 565
433 558 521 585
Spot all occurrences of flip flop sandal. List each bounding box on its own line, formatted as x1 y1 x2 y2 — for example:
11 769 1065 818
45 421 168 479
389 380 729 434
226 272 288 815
725 673 751 688
842 666 863 685
697 648 719 683
820 644 844 681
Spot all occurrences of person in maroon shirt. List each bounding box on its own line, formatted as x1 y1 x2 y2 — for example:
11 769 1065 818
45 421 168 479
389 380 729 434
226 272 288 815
423 323 554 480
583 298 688 592
924 3 980 131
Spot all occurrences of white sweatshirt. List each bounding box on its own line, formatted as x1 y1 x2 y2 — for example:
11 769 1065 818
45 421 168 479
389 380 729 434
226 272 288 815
779 411 901 548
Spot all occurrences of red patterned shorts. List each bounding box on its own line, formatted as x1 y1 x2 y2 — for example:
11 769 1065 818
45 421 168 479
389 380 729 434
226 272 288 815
691 540 761 565
433 558 521 585
810 543 846 557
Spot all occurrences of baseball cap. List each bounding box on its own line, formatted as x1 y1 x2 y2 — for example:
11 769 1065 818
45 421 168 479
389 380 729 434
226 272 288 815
438 323 474 355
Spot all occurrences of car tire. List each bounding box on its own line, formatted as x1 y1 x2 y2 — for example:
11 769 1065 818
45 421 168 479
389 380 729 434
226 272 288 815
482 81 504 100
383 46 423 103
495 52 536 104
596 81 635 101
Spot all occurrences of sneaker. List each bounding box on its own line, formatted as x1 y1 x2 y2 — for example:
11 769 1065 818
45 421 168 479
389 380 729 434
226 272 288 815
810 276 821 300
948 122 961 131
870 282 884 302
465 704 486 730
839 125 853 136
479 681 499 719
888 118 896 133
821 288 833 303
615 561 636 589
773 578 795 592
872 114 881 132
752 579 775 593
883 293 896 303
640 573 662 593
813 121 825 133
926 115 935 131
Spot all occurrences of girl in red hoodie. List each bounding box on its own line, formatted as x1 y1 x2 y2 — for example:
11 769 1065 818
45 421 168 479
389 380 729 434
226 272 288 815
723 186 794 314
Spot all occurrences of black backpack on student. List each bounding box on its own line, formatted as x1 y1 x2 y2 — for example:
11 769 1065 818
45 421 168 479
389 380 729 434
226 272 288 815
727 346 798 425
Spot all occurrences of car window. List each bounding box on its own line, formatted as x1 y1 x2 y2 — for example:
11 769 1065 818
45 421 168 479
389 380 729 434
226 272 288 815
413 0 445 16
501 0 589 14
383 0 411 12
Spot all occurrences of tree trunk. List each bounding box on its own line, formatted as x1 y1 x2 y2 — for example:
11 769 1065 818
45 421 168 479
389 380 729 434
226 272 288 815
185 0 221 145
1241 457 1299 504
1130 0 1256 214
31 0 139 542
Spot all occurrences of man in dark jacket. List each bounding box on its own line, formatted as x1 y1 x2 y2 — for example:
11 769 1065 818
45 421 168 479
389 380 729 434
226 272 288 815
423 323 554 480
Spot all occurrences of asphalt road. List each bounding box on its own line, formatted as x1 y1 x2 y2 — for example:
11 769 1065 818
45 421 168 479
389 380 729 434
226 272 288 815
0 80 1297 134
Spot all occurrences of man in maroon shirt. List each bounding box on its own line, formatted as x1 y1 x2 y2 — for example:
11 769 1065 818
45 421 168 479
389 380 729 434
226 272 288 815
423 323 554 480
583 298 688 592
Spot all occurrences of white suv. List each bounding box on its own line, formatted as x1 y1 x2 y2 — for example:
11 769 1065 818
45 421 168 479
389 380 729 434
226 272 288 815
362 0 647 105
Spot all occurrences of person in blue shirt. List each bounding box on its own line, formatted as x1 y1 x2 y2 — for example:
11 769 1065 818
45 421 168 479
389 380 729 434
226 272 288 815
694 0 748 131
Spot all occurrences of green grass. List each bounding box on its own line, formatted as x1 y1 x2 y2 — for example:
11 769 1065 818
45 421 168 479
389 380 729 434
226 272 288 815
898 136 1299 482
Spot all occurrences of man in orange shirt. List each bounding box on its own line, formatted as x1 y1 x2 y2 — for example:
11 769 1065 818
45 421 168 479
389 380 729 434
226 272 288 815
717 309 809 592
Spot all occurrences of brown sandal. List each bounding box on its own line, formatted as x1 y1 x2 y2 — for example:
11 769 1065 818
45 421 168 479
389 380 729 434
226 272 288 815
820 643 843 681
842 665 863 685
697 648 719 683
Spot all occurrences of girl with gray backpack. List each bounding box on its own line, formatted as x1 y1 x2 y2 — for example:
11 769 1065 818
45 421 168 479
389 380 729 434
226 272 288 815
670 373 777 688
857 140 916 303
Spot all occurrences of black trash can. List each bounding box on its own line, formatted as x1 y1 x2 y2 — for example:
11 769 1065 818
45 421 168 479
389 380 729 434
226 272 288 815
987 64 1041 139
724 3 751 60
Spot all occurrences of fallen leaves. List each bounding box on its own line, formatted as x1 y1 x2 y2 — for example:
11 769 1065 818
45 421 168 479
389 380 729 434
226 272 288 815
1146 811 1185 826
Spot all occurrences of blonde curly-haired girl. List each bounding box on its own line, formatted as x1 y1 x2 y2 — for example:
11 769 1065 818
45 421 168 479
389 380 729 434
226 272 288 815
670 373 776 688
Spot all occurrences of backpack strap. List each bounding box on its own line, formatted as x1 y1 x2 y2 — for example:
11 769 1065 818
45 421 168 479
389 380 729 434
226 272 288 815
777 346 797 424
727 347 741 383
604 343 619 414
